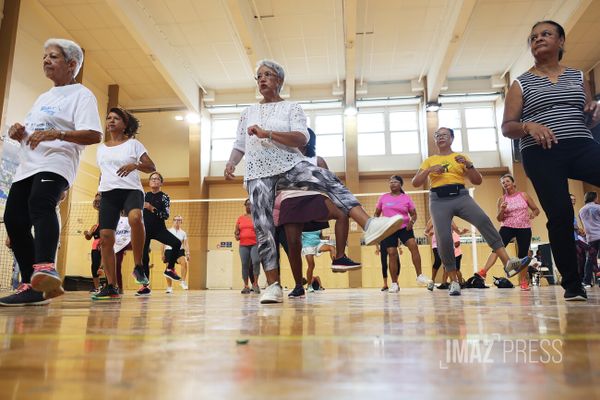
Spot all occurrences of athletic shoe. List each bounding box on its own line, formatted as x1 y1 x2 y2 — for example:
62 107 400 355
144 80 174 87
163 269 181 281
427 281 435 291
91 285 121 301
252 284 260 294
45 286 65 300
166 286 173 294
437 282 450 290
132 265 149 285
31 263 62 294
504 256 532 278
449 281 461 296
135 286 151 297
416 274 431 286
260 282 283 304
363 215 403 245
389 282 399 293
381 286 389 292
583 284 592 289
241 287 251 294
180 280 189 290
89 287 99 293
331 255 361 272
288 285 306 298
520 280 531 291
0 284 50 306
477 269 487 279
306 285 314 293
564 286 587 301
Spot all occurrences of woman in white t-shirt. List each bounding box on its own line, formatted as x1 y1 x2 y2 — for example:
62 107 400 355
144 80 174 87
161 215 190 293
93 108 156 300
1 38 102 307
224 59 402 304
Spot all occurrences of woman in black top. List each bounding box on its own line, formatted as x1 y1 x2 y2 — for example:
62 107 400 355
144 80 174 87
137 172 182 296
84 193 102 291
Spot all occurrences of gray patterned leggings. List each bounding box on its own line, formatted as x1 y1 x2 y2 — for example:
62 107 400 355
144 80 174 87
246 161 361 271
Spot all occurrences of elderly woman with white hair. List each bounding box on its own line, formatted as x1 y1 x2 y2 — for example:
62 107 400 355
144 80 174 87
225 59 402 304
0 38 102 306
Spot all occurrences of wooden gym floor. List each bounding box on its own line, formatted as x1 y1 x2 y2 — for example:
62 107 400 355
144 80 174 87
0 286 599 400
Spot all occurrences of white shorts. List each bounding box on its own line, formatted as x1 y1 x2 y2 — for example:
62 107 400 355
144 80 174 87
301 240 330 257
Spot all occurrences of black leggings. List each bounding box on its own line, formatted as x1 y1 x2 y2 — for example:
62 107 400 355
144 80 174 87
142 226 181 278
432 248 462 272
91 249 102 278
3 172 68 283
498 226 532 258
522 138 600 290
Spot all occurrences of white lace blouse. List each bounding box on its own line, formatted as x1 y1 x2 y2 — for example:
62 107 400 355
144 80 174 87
232 101 309 181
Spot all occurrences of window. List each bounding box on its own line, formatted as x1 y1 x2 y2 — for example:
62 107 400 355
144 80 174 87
356 107 420 156
438 104 498 152
389 111 420 154
211 117 239 161
314 114 344 157
357 112 385 156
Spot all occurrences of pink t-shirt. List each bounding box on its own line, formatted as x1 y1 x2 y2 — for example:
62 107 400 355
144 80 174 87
376 193 415 229
431 231 462 257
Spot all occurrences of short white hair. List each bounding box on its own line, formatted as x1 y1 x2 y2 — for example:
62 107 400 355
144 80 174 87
44 38 84 78
256 59 285 82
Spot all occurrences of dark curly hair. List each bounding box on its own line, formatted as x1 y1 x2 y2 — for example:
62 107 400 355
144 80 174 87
109 107 140 138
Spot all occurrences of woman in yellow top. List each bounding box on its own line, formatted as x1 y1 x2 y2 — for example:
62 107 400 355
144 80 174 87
412 127 529 296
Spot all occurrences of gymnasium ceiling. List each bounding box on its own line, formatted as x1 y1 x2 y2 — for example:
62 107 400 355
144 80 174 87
32 0 600 110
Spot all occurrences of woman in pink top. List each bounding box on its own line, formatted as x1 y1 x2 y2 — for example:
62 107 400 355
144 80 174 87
478 174 540 290
375 175 431 293
235 199 261 294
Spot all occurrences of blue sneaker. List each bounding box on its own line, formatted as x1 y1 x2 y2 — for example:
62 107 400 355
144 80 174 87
92 284 121 301
288 285 305 298
504 256 531 278
132 265 149 285
0 284 50 306
31 263 62 294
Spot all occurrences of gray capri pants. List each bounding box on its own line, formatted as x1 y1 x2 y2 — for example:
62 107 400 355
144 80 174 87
430 189 504 272
246 161 361 272
239 244 260 281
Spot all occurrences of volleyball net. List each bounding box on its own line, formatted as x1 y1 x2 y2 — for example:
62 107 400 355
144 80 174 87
0 189 487 290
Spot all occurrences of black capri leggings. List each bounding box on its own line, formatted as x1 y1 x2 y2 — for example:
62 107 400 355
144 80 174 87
498 226 532 259
91 249 102 278
142 227 181 278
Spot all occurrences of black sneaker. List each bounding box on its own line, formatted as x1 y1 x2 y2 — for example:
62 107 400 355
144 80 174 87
91 284 121 300
331 255 362 272
437 282 450 290
163 269 181 281
135 286 151 297
288 285 306 298
0 284 50 306
564 286 587 301
132 265 149 285
381 286 389 292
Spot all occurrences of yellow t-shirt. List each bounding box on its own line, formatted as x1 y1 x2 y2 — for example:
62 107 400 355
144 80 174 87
419 153 471 188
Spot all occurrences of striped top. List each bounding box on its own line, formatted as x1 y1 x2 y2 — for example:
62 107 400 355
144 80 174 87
516 68 592 151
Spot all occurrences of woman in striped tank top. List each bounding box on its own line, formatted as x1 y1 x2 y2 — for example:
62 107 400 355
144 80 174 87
478 174 540 290
502 20 600 301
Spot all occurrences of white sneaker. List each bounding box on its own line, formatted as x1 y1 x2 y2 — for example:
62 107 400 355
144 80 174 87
180 280 188 290
363 215 403 245
389 282 400 293
504 256 531 277
449 281 461 296
307 285 314 293
260 282 284 304
166 286 173 294
416 274 431 286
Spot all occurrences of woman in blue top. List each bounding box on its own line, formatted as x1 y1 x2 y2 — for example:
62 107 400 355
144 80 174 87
502 20 600 301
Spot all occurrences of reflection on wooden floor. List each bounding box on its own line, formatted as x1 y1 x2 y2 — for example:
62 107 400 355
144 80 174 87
0 287 599 399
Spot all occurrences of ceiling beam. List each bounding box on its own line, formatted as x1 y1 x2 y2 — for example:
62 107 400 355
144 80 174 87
426 0 477 102
343 0 358 106
222 0 268 78
105 0 201 112
507 0 593 80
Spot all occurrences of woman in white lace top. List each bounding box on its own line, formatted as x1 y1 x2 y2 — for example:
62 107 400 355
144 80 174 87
225 59 403 304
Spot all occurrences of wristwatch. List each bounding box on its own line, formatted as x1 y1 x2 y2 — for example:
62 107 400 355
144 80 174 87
59 131 66 141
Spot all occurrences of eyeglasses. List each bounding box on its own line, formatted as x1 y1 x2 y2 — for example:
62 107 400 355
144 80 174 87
255 71 278 80
433 132 451 139
174 219 183 222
